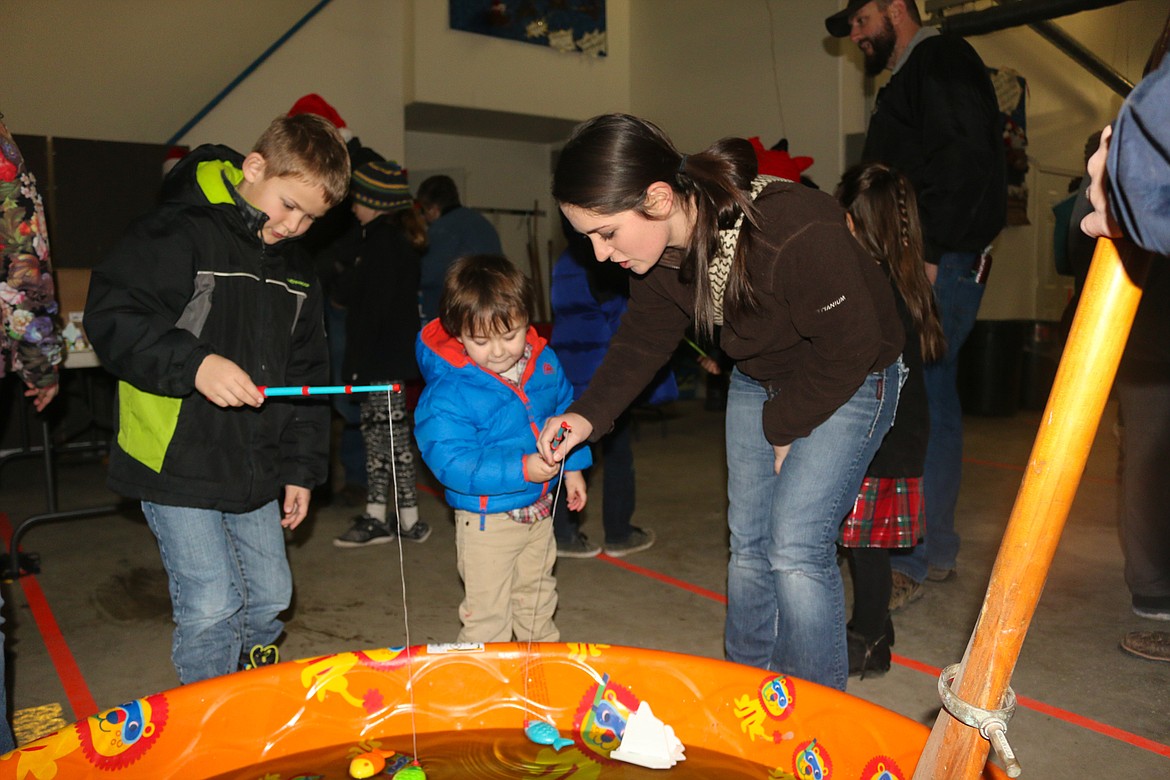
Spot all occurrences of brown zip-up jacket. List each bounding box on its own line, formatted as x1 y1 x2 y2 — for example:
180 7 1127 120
571 180 903 446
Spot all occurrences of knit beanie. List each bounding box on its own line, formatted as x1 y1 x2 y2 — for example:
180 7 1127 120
351 160 413 212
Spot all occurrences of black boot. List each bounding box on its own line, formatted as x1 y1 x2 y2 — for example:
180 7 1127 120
847 628 892 679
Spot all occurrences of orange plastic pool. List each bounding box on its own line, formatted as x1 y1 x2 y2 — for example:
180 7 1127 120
0 642 1007 778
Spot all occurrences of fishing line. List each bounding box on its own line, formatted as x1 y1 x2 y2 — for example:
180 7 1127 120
384 384 421 763
261 383 422 767
522 425 569 732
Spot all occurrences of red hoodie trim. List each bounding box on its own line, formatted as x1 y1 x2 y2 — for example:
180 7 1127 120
420 318 547 372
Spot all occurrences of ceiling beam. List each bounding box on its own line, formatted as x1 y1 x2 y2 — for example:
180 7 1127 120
934 0 1136 97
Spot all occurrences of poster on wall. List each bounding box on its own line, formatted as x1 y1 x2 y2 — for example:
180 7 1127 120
449 1 607 57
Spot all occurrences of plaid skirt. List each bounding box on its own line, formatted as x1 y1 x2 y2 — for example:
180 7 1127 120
840 476 924 549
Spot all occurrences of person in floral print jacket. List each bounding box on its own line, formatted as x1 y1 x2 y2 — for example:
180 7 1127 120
0 113 63 755
0 115 62 412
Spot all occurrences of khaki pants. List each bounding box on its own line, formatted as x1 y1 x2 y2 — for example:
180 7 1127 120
454 510 559 643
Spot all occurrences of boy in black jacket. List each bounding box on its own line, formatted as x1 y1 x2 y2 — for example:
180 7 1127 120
85 113 349 684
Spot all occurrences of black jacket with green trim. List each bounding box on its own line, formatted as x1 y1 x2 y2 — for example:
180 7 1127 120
85 144 329 512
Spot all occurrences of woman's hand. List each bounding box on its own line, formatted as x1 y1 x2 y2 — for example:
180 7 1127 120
537 413 592 463
773 444 791 476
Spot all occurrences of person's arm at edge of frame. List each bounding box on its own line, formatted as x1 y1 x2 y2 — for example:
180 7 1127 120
538 267 692 462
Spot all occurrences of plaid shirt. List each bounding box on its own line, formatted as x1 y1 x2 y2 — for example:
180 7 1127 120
495 344 556 524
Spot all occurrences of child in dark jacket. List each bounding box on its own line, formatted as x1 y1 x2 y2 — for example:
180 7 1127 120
85 113 350 684
415 254 591 643
332 161 428 547
836 162 946 677
548 218 677 558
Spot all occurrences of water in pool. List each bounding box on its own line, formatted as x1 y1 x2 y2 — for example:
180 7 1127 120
205 728 779 779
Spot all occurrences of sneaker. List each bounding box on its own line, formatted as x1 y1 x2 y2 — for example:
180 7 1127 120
557 533 602 559
243 644 279 670
889 571 924 611
398 519 432 543
1120 630 1170 662
926 566 957 583
333 514 395 548
604 527 655 558
1132 595 1170 621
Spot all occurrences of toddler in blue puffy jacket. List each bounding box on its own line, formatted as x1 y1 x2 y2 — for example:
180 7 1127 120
414 254 590 643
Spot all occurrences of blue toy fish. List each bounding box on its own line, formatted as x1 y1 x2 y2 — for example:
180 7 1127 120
525 719 574 752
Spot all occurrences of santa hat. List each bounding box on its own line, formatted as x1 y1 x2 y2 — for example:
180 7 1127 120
749 137 814 182
287 93 353 141
162 145 189 177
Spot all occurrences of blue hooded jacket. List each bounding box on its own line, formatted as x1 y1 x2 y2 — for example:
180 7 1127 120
414 319 591 515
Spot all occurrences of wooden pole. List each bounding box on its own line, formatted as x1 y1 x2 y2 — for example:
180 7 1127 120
912 237 1150 778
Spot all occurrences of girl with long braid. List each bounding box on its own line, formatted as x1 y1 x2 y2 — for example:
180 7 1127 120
537 114 905 689
836 162 944 677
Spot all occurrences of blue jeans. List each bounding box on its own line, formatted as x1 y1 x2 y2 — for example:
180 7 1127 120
725 361 901 690
892 251 985 583
143 501 291 684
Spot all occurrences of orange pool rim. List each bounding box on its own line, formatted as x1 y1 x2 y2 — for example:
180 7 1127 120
0 642 1007 779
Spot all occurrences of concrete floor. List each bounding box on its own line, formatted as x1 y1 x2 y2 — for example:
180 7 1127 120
1 395 1168 776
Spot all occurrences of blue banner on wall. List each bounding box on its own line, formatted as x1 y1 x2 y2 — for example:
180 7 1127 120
449 1 607 57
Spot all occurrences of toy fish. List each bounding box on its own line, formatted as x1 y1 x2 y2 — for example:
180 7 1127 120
525 719 574 752
348 748 391 779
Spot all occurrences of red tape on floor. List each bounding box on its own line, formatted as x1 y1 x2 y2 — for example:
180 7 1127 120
0 513 98 721
2 504 1164 760
600 556 1170 759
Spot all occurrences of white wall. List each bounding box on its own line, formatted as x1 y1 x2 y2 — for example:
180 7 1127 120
405 132 561 319
629 0 846 188
963 0 1167 321
2 0 1163 322
0 0 406 159
177 0 407 161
